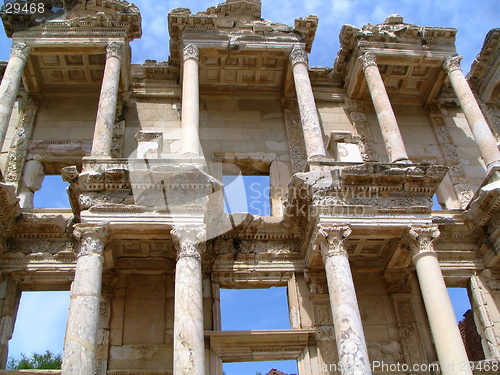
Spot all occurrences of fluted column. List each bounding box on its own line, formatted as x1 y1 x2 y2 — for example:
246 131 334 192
171 225 206 375
180 44 201 156
62 223 108 375
314 225 371 375
91 42 124 158
408 225 472 375
360 52 409 163
0 43 31 151
444 55 500 170
289 45 327 161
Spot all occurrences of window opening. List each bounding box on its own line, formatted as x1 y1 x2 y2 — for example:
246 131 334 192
223 175 270 217
33 175 70 209
8 291 70 361
449 287 485 361
223 360 298 375
220 287 289 331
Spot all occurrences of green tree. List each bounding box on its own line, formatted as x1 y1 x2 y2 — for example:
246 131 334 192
7 350 62 369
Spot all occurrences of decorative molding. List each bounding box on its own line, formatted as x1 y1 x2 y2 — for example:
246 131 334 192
289 45 308 67
171 225 206 260
304 269 327 294
182 44 199 62
106 42 124 60
344 98 378 162
443 55 463 74
10 43 31 61
313 225 351 259
359 52 377 70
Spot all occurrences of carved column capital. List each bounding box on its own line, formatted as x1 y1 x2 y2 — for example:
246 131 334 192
359 52 377 70
443 55 463 74
406 225 440 260
313 224 352 259
10 43 31 61
183 44 199 62
73 223 109 257
106 42 124 60
289 45 308 67
171 225 206 260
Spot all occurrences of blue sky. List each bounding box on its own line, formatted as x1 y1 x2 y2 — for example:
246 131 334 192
2 0 494 373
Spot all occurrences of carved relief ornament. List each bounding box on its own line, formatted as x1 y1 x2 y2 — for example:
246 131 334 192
106 42 124 60
359 52 377 70
313 225 352 259
73 223 109 257
10 43 31 61
183 44 199 62
171 225 206 260
443 55 463 74
289 45 308 67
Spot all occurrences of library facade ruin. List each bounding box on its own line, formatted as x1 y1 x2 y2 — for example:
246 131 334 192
0 0 500 374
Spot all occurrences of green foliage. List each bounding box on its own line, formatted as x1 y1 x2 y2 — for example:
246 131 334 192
7 350 62 370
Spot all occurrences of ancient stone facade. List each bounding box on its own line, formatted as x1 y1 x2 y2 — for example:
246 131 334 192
0 1 499 375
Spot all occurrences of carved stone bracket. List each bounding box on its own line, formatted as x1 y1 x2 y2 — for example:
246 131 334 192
443 55 463 74
183 44 199 62
171 225 206 260
10 43 31 61
73 223 109 258
313 224 352 259
384 269 413 294
289 45 308 67
304 269 327 294
106 42 124 60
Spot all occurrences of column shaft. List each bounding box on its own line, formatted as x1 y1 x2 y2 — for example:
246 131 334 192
444 56 500 169
409 226 472 375
290 46 326 160
62 224 108 375
315 225 371 375
360 53 409 163
172 225 206 375
91 42 124 158
180 44 201 156
0 43 30 151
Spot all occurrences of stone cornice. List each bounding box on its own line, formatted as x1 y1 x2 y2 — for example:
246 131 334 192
1 0 141 39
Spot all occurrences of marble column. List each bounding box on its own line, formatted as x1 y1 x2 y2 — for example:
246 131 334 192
62 224 108 375
91 42 124 158
171 225 206 375
180 44 201 157
314 224 371 375
443 55 500 170
408 225 472 375
289 45 327 161
360 52 409 163
0 43 31 152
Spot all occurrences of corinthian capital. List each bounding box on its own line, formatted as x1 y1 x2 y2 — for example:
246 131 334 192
10 43 31 61
406 225 440 259
289 45 308 67
183 44 199 62
359 52 377 70
73 223 109 257
443 55 463 74
313 224 352 259
106 42 124 60
171 225 206 260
